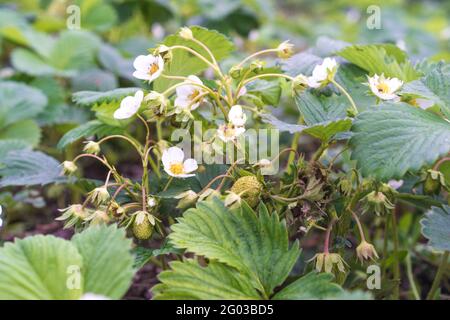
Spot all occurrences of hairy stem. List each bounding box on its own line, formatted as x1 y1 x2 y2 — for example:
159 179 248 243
426 251 449 300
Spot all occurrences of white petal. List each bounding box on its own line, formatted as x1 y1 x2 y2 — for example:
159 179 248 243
190 101 200 111
120 95 136 109
134 90 144 103
187 75 203 85
133 55 153 71
166 147 185 163
234 126 246 137
174 96 190 109
133 71 152 81
387 78 403 92
176 173 196 178
307 77 321 88
183 158 198 173
176 83 195 98
114 107 135 119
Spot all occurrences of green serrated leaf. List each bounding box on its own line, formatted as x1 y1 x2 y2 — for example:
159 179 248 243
0 139 29 160
400 61 450 118
72 87 140 106
57 120 124 150
169 198 300 296
0 81 47 126
338 44 421 81
421 205 450 251
260 113 351 142
272 272 342 300
0 235 83 299
72 225 134 299
153 259 261 300
350 103 450 180
0 150 65 187
294 91 349 125
303 119 352 142
0 119 41 147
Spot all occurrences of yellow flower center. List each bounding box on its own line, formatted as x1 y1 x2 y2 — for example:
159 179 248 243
169 163 184 175
376 82 390 94
148 63 159 75
188 89 200 101
222 125 236 138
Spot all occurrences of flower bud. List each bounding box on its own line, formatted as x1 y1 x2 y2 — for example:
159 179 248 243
356 240 379 263
88 210 110 225
179 27 194 40
310 252 347 274
230 175 262 208
175 190 198 209
144 91 169 114
277 40 294 59
249 59 265 74
153 45 172 63
362 191 395 216
57 204 90 228
224 191 241 208
229 65 243 79
291 74 308 92
199 188 221 202
147 196 158 208
61 161 77 175
89 186 110 205
83 141 101 155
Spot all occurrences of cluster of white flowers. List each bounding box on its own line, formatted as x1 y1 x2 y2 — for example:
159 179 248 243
217 105 247 142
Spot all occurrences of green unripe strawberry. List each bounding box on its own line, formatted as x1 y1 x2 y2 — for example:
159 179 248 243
230 175 262 208
132 211 154 240
423 170 445 195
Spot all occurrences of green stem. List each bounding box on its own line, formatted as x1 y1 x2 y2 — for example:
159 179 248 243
312 142 329 162
241 73 294 87
330 79 358 115
391 209 401 300
286 130 301 174
169 45 222 76
426 251 449 300
235 48 279 69
405 252 420 300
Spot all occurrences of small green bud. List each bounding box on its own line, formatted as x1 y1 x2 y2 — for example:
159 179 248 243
83 141 101 155
179 27 193 40
62 161 77 175
277 40 294 59
89 186 110 206
249 60 265 74
229 65 243 79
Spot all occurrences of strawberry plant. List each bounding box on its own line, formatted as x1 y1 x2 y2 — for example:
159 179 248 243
0 0 449 301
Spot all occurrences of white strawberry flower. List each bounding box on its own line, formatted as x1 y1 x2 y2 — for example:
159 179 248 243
162 147 198 178
174 75 206 112
113 90 144 119
217 124 246 142
228 105 247 127
132 54 164 82
368 74 403 100
307 57 338 88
